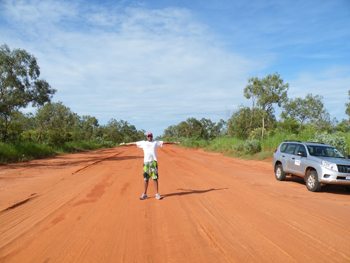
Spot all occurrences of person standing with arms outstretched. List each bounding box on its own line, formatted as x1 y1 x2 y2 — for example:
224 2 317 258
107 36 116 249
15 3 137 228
121 132 178 200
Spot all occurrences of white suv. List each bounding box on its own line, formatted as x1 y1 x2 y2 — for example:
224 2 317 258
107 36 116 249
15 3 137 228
273 141 350 192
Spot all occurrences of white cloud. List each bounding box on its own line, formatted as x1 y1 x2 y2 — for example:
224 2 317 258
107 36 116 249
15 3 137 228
1 0 263 135
3 0 77 23
1 0 348 136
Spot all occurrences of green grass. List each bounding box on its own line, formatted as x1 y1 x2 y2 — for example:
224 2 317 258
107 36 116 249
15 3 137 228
0 142 55 163
205 136 243 153
2 131 349 164
60 140 107 152
179 138 210 148
180 131 350 160
0 140 115 164
0 142 19 163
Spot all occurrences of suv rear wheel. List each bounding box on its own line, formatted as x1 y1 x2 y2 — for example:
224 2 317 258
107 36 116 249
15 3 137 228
275 164 286 181
305 170 321 192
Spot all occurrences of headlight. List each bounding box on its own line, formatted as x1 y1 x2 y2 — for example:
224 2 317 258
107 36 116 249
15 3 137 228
321 160 338 171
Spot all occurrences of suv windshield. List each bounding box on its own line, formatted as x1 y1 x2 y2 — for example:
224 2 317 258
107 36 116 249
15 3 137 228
306 145 344 158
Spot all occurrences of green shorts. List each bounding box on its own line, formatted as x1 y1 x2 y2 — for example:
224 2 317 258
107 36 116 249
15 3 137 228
143 161 158 181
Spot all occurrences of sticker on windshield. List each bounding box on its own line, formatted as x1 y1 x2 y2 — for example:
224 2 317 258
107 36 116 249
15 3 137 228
295 160 301 166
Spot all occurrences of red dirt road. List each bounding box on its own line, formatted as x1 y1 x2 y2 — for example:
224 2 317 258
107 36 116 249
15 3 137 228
0 145 350 262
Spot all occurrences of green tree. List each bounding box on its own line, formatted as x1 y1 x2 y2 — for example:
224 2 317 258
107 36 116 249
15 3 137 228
176 121 191 138
186 118 205 139
200 118 226 139
35 102 79 145
276 117 300 134
163 125 178 138
227 107 252 139
0 44 56 140
0 111 34 141
119 120 143 142
244 73 288 139
101 119 144 143
75 115 99 140
227 107 274 139
282 94 329 130
101 119 123 143
163 117 225 140
336 119 350 132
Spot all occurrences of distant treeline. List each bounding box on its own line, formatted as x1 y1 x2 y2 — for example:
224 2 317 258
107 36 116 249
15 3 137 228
0 44 145 163
1 44 350 162
3 102 145 145
163 75 350 141
162 74 350 155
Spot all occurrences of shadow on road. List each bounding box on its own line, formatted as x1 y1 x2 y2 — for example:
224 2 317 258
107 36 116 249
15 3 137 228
162 188 228 198
286 176 350 195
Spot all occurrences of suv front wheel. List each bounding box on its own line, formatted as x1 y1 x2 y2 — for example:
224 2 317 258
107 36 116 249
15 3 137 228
305 170 321 192
275 164 286 181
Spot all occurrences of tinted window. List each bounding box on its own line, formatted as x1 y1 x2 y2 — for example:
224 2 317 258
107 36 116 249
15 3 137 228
307 145 344 158
280 143 288 153
295 145 307 156
285 144 297 154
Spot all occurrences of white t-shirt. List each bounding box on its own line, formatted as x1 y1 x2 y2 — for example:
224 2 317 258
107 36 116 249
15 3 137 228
136 140 163 163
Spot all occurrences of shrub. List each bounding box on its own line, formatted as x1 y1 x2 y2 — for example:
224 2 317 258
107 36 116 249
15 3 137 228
14 142 55 159
249 128 264 140
181 138 209 148
244 139 262 154
0 139 114 164
0 142 18 163
0 142 55 163
311 133 347 155
234 139 261 155
205 136 242 152
61 140 115 152
233 142 245 153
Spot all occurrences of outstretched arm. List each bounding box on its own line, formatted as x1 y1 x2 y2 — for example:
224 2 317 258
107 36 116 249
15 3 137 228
119 142 137 146
163 141 180 145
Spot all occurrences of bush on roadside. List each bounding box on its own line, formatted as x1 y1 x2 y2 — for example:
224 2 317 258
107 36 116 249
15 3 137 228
181 138 209 148
0 142 18 163
234 139 262 155
244 139 262 154
205 136 243 152
61 140 114 152
0 142 55 163
0 139 115 164
249 128 266 140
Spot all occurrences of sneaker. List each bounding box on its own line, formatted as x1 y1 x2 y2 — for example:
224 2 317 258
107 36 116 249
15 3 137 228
139 193 147 200
155 193 162 200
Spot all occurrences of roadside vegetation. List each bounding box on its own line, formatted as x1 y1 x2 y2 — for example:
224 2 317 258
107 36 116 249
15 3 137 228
1 44 349 163
162 75 350 159
0 44 144 163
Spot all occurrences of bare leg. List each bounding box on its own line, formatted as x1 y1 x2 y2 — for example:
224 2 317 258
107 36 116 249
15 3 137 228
153 179 159 194
143 180 149 195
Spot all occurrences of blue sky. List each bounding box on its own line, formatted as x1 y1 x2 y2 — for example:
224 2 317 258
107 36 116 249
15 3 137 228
1 0 349 136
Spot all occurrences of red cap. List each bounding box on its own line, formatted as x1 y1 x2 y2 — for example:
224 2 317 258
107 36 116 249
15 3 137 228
146 131 153 137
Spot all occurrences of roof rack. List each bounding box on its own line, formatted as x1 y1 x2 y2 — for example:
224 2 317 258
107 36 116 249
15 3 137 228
283 140 301 142
305 141 325 144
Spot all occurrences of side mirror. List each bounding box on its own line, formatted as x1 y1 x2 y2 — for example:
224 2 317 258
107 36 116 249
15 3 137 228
297 151 307 157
